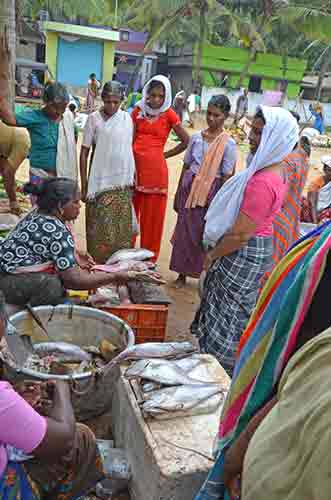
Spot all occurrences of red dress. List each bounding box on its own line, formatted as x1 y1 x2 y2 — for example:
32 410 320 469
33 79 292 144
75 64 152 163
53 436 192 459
132 107 180 259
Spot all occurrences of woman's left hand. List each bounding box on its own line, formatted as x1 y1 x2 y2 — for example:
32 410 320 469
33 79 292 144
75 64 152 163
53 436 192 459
77 252 96 271
203 252 214 272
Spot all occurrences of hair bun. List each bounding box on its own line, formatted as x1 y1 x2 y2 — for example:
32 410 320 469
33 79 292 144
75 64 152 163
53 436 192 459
23 182 45 197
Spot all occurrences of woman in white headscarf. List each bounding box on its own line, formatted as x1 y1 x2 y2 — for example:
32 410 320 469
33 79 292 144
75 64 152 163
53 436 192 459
191 106 299 377
132 75 189 261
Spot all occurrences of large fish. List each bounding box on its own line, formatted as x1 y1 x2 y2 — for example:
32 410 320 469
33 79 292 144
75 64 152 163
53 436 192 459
92 260 155 274
172 355 210 373
34 342 91 363
142 384 225 420
125 359 206 386
103 342 197 374
107 248 155 265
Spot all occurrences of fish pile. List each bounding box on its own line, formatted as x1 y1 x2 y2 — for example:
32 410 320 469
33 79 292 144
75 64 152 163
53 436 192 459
2 339 122 376
103 342 226 420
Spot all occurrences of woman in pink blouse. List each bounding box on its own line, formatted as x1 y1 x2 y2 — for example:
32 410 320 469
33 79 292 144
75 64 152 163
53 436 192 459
192 107 299 378
0 292 103 498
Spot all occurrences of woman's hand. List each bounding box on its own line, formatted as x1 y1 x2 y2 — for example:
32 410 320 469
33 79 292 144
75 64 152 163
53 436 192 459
77 251 96 271
203 251 215 272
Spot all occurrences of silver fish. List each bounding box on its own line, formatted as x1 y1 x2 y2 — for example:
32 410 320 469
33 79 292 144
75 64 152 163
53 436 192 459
107 248 155 265
142 384 224 419
34 342 91 363
103 342 197 374
141 381 162 393
125 359 205 386
143 394 224 420
172 355 210 373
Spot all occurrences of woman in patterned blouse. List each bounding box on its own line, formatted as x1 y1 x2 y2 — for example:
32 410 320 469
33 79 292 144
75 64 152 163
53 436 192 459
0 177 161 306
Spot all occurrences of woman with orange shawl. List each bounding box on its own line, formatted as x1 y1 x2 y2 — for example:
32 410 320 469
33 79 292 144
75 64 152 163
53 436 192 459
170 95 237 287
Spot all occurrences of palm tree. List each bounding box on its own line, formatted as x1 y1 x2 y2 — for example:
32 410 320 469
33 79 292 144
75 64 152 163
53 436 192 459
0 0 16 109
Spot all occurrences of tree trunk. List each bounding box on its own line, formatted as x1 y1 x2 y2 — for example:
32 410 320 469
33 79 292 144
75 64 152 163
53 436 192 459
0 0 16 110
235 46 257 89
315 52 329 101
194 0 207 89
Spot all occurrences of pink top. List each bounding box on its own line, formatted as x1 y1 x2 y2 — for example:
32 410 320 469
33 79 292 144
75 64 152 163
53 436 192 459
241 170 287 237
0 381 47 475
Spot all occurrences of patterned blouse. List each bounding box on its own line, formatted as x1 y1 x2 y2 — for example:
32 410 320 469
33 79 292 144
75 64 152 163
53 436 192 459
0 210 77 274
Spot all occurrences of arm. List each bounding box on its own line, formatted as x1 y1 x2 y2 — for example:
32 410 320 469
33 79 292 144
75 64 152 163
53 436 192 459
219 140 237 187
33 381 75 460
204 212 256 270
59 266 131 290
223 397 277 496
307 190 319 224
164 123 189 159
80 146 90 201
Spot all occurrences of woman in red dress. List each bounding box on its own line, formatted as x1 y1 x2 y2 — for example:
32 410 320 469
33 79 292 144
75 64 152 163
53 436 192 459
132 75 189 260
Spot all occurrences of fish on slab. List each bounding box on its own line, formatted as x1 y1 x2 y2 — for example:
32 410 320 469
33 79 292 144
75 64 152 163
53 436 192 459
103 342 198 374
125 359 207 386
106 248 154 265
142 384 225 419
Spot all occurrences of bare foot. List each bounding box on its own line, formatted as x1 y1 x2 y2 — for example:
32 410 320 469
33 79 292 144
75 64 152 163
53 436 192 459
9 201 22 216
173 274 186 289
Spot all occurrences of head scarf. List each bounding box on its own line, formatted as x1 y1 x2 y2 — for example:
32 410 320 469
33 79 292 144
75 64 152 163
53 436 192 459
196 220 331 500
321 155 331 168
137 75 172 117
203 106 299 248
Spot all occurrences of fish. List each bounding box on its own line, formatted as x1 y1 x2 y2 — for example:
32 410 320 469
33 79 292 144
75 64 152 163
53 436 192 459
125 359 206 386
141 381 162 393
142 384 225 419
33 342 92 363
172 355 210 373
92 260 155 274
103 342 198 374
106 248 155 265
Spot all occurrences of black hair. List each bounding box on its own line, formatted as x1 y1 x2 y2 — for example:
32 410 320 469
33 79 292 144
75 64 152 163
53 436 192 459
300 136 311 157
101 81 123 99
290 111 300 123
147 80 165 94
254 109 266 124
90 73 96 79
23 178 78 213
208 95 231 115
43 82 70 105
68 103 76 113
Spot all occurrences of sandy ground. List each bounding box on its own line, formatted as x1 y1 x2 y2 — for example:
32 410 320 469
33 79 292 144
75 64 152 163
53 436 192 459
15 124 326 344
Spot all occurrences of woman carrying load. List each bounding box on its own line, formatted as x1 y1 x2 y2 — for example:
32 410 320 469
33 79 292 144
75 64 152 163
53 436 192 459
0 178 163 307
170 95 237 287
192 107 299 376
80 81 135 264
132 75 189 260
195 221 331 500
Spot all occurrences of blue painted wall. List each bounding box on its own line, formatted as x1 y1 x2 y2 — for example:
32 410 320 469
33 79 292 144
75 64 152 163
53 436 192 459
57 37 103 86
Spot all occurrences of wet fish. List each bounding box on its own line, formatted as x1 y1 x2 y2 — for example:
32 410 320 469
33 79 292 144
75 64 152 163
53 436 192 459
141 381 162 393
125 359 206 386
103 342 197 374
34 342 91 363
106 248 155 265
142 384 225 419
172 355 210 373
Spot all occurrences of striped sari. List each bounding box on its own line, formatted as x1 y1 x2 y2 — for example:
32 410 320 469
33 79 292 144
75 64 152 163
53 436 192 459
195 221 331 500
272 148 309 266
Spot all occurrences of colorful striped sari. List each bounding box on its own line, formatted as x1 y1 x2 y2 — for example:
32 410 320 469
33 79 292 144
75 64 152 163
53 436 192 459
196 221 331 499
272 148 309 267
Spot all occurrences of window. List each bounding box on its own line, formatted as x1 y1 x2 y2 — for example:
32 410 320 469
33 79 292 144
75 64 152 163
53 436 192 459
121 31 129 42
248 76 262 93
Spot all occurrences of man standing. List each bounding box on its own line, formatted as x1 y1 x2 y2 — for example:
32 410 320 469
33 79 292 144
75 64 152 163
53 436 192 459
187 89 201 128
234 88 249 125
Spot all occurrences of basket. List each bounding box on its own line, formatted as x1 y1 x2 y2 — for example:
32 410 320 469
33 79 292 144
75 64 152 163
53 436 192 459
101 304 168 344
1 305 135 421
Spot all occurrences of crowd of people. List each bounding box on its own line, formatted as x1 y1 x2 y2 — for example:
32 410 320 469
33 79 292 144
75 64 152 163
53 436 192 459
0 28 330 499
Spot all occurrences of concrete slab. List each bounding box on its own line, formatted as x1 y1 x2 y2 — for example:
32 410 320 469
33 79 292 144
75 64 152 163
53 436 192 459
112 355 230 500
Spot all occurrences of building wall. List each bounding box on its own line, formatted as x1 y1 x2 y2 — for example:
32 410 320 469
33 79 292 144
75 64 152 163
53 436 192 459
103 41 115 83
57 37 103 86
45 31 58 79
